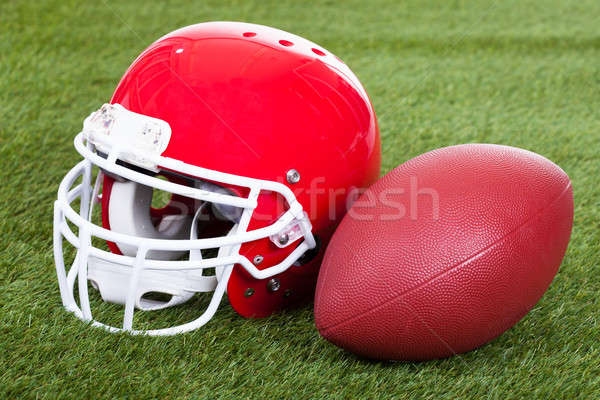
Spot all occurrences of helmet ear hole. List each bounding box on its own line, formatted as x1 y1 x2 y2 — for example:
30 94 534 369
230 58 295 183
151 175 173 210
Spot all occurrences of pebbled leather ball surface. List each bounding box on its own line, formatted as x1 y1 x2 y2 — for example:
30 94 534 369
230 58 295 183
314 144 573 361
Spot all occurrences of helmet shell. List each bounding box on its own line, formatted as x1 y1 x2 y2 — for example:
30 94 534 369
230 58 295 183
105 22 381 317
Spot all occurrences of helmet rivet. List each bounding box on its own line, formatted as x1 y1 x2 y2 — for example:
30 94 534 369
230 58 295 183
244 288 255 297
267 278 281 292
278 234 289 246
283 289 293 298
253 255 263 265
286 169 300 184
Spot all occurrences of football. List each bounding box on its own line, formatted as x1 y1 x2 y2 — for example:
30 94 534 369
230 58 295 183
314 144 574 361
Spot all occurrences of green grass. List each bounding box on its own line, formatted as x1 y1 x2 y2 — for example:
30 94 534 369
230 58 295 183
1 0 599 398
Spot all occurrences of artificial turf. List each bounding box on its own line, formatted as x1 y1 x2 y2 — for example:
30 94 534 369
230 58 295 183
1 0 599 398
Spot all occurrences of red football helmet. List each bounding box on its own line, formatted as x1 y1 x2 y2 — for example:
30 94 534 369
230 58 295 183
53 21 380 335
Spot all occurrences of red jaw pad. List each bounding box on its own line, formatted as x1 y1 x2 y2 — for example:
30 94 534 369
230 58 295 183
227 239 320 318
227 192 327 318
227 253 322 318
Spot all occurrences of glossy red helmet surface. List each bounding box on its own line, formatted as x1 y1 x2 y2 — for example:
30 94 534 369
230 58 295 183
54 21 380 334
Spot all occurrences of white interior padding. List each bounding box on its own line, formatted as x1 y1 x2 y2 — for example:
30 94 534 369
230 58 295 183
108 180 192 260
95 179 237 310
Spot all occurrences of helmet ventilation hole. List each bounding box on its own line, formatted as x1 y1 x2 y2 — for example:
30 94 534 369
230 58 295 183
279 39 294 47
242 32 256 37
312 48 326 56
141 292 173 304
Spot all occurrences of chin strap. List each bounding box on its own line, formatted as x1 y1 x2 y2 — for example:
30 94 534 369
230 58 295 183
88 203 219 311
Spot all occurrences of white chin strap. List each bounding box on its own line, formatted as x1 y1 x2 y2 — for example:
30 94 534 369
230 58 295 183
88 180 233 311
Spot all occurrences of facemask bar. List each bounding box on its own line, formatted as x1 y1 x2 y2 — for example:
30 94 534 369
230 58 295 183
54 139 315 335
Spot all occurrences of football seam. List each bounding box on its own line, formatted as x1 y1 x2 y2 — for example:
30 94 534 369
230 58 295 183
318 181 572 335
